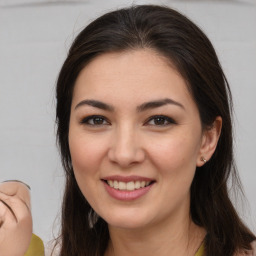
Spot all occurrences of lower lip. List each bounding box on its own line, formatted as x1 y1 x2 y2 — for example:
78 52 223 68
103 181 154 201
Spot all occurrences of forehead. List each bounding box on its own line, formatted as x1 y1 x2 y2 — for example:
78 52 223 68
72 49 194 109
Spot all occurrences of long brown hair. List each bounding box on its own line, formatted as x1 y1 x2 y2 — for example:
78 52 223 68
55 5 255 256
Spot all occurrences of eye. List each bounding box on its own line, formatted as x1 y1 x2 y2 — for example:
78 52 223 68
145 115 176 126
80 115 110 126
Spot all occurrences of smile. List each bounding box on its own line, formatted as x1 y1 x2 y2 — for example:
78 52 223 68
102 176 155 201
106 180 151 191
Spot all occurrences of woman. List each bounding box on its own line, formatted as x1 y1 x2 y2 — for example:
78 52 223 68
54 4 255 256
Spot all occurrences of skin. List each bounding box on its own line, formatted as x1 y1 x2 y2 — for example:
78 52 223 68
69 49 222 256
0 181 32 256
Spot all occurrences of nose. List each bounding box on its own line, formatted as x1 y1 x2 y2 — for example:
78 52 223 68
108 125 145 168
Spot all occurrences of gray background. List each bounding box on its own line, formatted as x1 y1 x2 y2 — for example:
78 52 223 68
0 0 255 253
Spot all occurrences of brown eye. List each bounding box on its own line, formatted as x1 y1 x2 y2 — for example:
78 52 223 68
81 115 110 126
91 117 105 125
152 117 167 125
146 115 176 126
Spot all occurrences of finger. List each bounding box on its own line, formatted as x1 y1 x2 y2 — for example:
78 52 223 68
0 182 31 211
0 205 32 256
0 186 31 225
2 180 30 190
0 182 33 256
0 199 18 223
0 196 31 225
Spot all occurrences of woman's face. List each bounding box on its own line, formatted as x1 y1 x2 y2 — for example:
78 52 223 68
69 49 211 230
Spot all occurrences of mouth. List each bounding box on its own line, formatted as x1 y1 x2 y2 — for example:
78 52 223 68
101 176 155 200
103 180 154 191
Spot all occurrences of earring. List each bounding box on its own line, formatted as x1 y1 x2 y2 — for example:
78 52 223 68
88 208 99 228
200 156 207 163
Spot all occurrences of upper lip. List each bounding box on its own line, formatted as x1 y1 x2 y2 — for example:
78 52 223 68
101 175 154 182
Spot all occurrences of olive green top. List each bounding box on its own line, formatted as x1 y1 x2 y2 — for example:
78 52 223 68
195 242 204 256
23 234 204 256
25 234 45 256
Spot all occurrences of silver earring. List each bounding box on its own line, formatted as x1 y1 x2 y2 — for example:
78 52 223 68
200 156 207 163
89 208 99 228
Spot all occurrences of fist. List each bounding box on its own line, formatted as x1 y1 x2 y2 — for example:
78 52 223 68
0 181 32 256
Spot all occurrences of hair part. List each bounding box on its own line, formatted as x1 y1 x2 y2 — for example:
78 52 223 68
55 5 255 256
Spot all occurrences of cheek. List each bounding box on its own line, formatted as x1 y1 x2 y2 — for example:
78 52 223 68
69 132 107 171
149 134 201 171
147 134 201 212
147 130 202 198
68 133 107 206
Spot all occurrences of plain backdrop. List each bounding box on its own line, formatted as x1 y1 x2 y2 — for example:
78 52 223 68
0 0 255 251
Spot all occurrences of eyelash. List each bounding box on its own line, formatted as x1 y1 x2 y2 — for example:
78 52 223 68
145 115 176 126
80 115 176 127
80 115 110 126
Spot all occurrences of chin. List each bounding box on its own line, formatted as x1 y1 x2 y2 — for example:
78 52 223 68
107 219 149 230
101 209 154 230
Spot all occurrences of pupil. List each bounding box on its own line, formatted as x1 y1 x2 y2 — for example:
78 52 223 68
154 117 165 125
94 117 103 124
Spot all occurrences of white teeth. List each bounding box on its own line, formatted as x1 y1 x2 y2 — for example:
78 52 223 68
119 181 126 190
135 181 140 189
114 180 119 189
107 180 151 191
126 181 135 191
108 180 113 187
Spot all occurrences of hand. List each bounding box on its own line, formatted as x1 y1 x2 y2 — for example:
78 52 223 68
0 181 32 256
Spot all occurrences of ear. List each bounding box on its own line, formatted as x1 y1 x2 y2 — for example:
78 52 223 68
196 116 222 167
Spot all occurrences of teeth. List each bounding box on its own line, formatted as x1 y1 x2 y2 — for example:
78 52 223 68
135 181 140 189
119 181 126 190
114 180 119 189
106 180 152 191
127 181 135 191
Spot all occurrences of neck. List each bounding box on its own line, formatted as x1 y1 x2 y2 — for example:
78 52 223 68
105 212 206 256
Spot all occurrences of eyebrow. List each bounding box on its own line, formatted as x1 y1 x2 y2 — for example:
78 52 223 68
137 98 185 112
75 100 114 111
74 98 184 112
